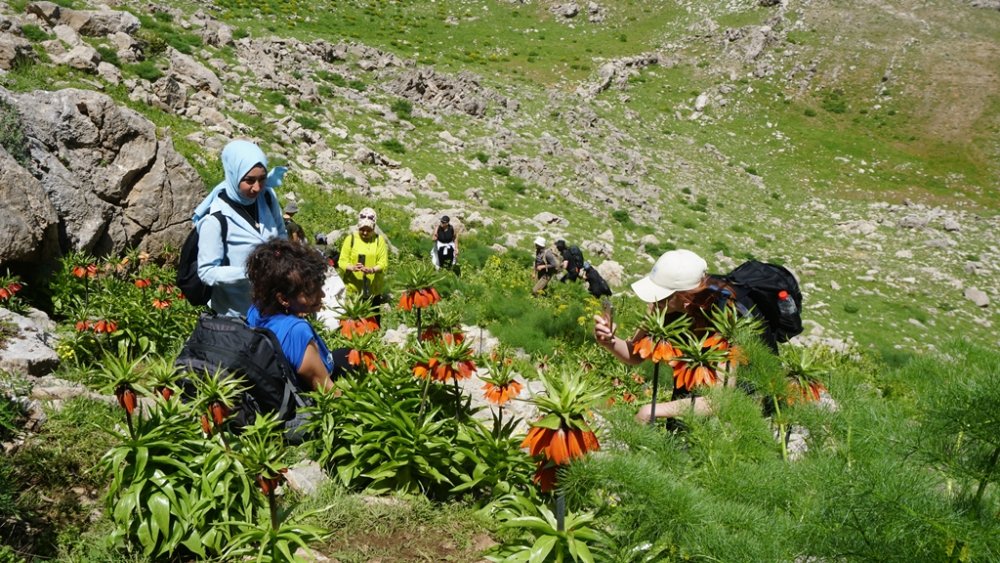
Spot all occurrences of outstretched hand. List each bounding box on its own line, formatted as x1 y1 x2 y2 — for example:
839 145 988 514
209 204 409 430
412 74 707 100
593 314 615 345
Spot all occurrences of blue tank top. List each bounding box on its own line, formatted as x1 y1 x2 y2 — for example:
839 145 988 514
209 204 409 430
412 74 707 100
247 305 334 375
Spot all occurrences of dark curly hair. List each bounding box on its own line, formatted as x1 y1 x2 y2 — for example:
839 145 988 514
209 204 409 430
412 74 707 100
246 238 327 316
663 276 738 334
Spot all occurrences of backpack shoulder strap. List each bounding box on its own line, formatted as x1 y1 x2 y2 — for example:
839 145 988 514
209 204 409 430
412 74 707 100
211 211 229 267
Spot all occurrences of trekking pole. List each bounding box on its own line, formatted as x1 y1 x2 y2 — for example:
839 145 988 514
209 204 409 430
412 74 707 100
648 361 661 426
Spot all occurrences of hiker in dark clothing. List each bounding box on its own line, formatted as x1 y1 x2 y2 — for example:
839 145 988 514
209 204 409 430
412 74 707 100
581 261 611 298
555 240 585 282
532 236 560 295
432 215 458 269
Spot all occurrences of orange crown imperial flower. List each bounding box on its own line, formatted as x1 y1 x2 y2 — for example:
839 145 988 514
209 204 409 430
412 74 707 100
483 380 523 406
348 349 378 372
340 317 379 338
398 287 442 311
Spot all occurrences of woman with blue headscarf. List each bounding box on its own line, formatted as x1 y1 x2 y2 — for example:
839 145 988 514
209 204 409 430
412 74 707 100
193 140 288 317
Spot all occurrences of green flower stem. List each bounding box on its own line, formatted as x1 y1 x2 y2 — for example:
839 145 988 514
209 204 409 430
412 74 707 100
973 444 1000 513
648 362 661 426
556 492 566 532
772 396 788 462
268 487 279 531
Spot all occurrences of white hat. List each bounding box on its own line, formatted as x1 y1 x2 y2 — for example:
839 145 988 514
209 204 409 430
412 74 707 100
630 249 707 303
533 236 546 247
358 207 377 229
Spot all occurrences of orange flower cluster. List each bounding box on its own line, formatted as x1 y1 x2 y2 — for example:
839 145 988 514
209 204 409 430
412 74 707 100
672 363 718 390
483 380 523 406
398 287 441 311
522 426 600 492
152 298 172 309
412 356 476 382
75 319 118 333
201 402 231 434
420 329 464 344
71 264 98 278
786 380 826 404
632 336 680 363
134 278 151 289
115 386 137 415
340 317 379 338
0 282 23 300
522 426 599 466
347 349 377 372
156 386 174 400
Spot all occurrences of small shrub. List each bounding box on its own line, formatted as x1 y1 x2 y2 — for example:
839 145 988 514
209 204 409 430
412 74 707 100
506 179 527 194
296 115 322 131
804 108 817 117
135 29 167 58
233 27 249 40
381 138 406 154
473 151 489 164
261 90 290 107
491 165 511 177
95 45 120 66
710 240 730 254
489 200 507 210
20 24 49 42
348 79 366 92
820 89 848 114
127 60 163 82
611 209 630 224
391 99 413 120
0 100 30 166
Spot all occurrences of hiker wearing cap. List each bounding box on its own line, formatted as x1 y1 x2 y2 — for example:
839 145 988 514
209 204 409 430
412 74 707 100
338 207 389 323
593 249 739 422
581 262 611 298
555 240 585 283
283 200 305 242
432 215 458 270
532 237 560 296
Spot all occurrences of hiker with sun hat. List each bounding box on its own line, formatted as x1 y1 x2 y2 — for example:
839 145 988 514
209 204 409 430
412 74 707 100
593 249 740 422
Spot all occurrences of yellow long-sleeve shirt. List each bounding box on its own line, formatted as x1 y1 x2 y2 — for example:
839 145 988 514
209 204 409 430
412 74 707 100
338 231 389 297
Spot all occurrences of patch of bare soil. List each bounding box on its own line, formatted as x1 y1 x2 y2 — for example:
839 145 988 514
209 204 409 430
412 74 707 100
913 41 1000 144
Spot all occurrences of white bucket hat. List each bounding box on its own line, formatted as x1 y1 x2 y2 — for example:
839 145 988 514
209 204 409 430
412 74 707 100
533 236 546 247
630 249 707 303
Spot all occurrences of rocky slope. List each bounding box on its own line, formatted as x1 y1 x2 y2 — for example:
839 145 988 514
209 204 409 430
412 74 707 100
0 0 997 351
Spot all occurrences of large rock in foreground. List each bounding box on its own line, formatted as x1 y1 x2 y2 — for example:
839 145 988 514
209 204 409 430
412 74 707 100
0 87 204 273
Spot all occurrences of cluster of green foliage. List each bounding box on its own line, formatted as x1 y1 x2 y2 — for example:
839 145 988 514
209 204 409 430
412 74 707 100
0 99 30 166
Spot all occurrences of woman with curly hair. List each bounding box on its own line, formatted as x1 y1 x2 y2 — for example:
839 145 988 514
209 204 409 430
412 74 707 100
246 238 350 392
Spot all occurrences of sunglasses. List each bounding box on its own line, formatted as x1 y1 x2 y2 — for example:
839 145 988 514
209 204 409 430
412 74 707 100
359 213 376 220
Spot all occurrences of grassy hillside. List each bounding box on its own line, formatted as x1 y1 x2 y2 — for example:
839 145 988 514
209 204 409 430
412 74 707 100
1 0 999 559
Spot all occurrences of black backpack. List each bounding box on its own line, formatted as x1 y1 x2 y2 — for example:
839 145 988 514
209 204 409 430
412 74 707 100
719 260 803 351
176 212 228 307
566 246 585 271
174 313 311 442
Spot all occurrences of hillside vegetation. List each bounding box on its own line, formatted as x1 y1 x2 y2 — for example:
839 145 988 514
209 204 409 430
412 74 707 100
0 0 999 561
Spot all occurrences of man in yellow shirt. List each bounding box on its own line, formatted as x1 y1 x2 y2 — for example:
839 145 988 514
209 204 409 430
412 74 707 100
339 207 389 323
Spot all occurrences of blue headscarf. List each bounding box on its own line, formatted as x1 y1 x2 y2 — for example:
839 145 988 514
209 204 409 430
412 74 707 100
192 140 288 222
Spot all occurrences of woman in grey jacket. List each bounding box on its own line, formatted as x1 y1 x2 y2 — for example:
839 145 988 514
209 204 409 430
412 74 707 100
192 140 288 317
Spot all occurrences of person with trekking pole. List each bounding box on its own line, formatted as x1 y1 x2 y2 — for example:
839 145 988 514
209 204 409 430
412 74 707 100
592 249 738 423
